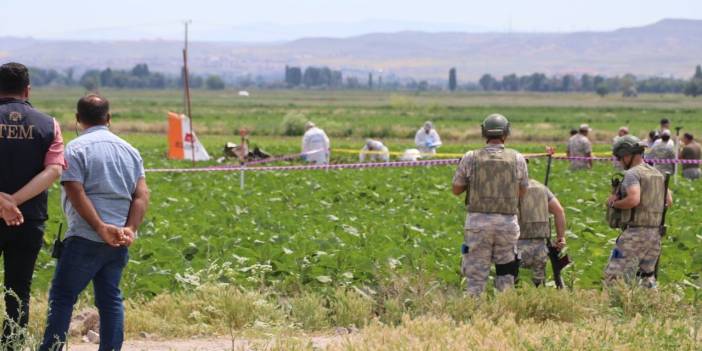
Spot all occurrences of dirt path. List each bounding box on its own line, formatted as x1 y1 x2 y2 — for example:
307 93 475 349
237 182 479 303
67 335 344 350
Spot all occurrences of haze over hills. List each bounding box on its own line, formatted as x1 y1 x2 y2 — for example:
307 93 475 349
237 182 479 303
1 19 701 82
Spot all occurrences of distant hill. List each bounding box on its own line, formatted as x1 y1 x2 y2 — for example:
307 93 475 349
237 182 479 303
1 19 701 81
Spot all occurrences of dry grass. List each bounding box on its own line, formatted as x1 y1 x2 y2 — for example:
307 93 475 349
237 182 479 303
0 282 700 350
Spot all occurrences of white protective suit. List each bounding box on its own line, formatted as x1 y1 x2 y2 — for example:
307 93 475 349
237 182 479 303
302 127 330 164
414 127 442 155
359 140 389 162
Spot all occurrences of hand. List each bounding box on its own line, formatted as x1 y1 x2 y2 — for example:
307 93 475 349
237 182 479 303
607 194 618 207
119 227 136 247
554 237 566 250
0 193 23 226
545 146 555 155
97 224 125 247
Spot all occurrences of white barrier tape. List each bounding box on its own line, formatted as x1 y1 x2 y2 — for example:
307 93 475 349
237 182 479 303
554 156 702 164
146 153 700 174
146 158 460 173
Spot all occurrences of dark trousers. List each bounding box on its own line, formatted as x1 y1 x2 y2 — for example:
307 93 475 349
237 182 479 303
40 237 128 351
0 221 44 346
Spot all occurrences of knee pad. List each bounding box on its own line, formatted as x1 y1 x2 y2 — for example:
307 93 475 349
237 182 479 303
495 259 520 278
636 270 655 278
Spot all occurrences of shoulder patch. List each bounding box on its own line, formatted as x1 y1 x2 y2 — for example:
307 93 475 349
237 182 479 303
8 111 22 122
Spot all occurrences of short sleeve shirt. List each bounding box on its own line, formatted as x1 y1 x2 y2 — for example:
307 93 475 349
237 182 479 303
681 142 701 169
61 126 145 242
567 134 592 169
649 143 676 174
570 134 591 155
545 186 555 202
44 118 67 169
452 144 529 232
620 163 657 197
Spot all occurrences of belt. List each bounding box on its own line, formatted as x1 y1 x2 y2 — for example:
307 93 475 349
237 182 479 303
623 225 658 230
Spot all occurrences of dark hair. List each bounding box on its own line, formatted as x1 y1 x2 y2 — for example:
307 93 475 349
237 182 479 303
660 118 670 125
684 133 694 141
662 134 671 142
570 129 578 136
77 94 110 126
0 62 30 95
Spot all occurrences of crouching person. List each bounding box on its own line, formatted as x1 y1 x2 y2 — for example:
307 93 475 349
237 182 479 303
40 95 149 351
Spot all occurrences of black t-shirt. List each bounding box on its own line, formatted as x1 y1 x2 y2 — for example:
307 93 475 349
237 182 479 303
0 98 56 221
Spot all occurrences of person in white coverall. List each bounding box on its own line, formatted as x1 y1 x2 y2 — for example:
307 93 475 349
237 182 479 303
359 139 389 162
415 121 442 156
301 121 330 164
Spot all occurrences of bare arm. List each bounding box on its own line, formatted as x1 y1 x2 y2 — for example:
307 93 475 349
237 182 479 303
519 184 528 198
611 184 641 209
585 151 593 168
63 181 124 246
549 198 567 248
11 164 62 205
124 178 149 233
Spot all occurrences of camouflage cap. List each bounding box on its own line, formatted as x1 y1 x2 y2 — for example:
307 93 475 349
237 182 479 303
481 114 511 138
612 135 645 158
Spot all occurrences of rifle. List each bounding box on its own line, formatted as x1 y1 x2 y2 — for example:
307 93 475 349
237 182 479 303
544 154 572 289
653 174 671 279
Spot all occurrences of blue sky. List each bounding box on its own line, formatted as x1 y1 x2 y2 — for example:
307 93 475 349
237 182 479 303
2 0 701 41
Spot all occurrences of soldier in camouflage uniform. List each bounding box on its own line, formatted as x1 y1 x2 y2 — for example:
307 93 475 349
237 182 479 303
567 124 593 170
452 114 529 296
517 179 567 286
648 130 676 175
605 136 672 288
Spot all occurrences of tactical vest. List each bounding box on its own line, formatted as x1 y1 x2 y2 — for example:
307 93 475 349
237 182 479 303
468 147 519 215
0 98 55 221
620 164 665 228
518 180 550 239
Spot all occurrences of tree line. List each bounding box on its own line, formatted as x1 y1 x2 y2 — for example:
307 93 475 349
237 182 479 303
285 66 343 88
26 62 702 97
29 64 227 90
474 65 702 97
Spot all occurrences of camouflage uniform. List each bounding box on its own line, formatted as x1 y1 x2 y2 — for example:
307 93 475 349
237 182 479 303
567 134 592 170
453 144 528 296
604 163 665 288
648 142 676 175
517 180 554 286
681 141 701 180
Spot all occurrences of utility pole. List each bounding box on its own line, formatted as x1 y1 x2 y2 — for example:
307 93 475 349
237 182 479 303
182 20 195 165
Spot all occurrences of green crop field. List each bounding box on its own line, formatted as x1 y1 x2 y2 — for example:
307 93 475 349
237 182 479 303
3 88 699 349
34 88 702 143
24 88 701 300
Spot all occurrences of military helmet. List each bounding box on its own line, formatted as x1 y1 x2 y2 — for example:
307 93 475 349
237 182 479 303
481 114 511 138
612 135 645 158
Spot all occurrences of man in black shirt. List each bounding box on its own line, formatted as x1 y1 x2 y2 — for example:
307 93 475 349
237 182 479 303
0 62 66 347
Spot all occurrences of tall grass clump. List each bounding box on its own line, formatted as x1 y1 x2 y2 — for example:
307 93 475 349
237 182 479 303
280 112 307 136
